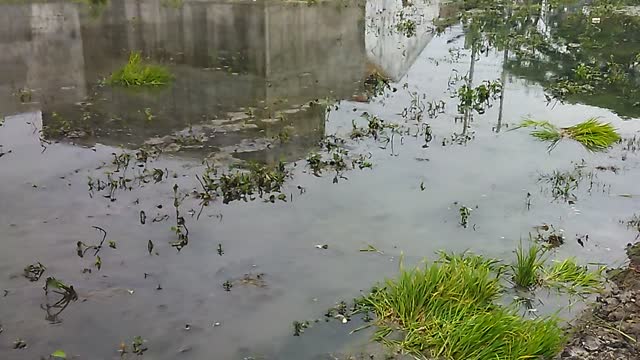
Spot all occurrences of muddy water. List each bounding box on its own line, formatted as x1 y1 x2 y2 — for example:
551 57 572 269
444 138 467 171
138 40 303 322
1 0 640 359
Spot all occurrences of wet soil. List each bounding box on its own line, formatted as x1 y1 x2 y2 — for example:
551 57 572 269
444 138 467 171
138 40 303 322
559 242 640 360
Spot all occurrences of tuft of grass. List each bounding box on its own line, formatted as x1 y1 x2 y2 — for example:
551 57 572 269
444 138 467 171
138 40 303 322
542 259 605 295
511 242 545 289
359 253 565 359
108 52 172 87
515 118 620 152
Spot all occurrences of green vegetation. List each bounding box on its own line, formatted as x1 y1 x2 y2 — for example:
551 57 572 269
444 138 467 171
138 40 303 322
396 17 417 38
50 349 67 359
363 70 392 97
457 80 502 115
196 162 290 205
108 52 172 87
543 259 605 295
511 242 545 289
510 242 604 294
345 246 604 358
445 0 640 117
515 118 620 152
356 251 569 359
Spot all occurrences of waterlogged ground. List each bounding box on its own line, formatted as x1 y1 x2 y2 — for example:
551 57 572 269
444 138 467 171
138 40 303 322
2 0 640 359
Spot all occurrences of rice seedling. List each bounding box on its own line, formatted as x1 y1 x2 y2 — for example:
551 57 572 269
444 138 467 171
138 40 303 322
510 242 545 289
542 259 605 295
514 118 620 152
108 52 172 87
356 252 566 359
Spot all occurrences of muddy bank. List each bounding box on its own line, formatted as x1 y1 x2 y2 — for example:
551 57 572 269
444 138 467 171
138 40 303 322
559 242 640 360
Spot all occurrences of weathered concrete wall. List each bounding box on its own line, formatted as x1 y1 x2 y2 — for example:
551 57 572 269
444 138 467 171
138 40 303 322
0 3 86 117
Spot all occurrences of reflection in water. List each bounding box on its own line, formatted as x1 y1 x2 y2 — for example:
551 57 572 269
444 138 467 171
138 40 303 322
0 0 362 162
0 0 443 164
365 0 440 81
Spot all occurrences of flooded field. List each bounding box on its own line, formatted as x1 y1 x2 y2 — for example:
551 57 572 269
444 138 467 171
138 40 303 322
1 0 640 359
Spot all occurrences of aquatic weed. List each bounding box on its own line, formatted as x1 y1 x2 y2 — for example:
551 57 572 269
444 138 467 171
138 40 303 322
457 80 502 115
532 224 565 249
537 161 605 203
364 71 392 97
197 162 290 205
458 206 472 228
170 184 189 251
623 214 640 239
42 277 78 323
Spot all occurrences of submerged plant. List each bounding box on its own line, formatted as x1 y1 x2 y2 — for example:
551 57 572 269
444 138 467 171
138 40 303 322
108 52 172 87
42 277 78 323
170 184 189 251
537 162 604 203
532 224 565 249
624 214 640 238
119 336 148 357
458 206 472 228
514 118 620 152
364 71 391 97
457 80 502 115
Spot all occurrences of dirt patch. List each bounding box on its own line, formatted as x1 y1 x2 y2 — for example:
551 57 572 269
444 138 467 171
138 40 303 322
558 242 640 360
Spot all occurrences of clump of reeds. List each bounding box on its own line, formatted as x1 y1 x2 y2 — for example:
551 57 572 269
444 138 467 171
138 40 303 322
108 52 172 87
515 118 620 152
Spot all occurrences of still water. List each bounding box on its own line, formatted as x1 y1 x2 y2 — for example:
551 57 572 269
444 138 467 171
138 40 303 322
1 0 640 359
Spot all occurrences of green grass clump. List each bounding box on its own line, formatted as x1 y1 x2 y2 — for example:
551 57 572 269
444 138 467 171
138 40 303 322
510 243 604 295
543 258 605 295
511 242 545 289
515 118 620 152
359 253 565 359
108 52 171 87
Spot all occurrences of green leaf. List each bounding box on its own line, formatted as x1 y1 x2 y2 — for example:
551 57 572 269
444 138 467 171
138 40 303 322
51 349 67 358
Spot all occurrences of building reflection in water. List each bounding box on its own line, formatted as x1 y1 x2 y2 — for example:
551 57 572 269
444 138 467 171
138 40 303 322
0 0 441 162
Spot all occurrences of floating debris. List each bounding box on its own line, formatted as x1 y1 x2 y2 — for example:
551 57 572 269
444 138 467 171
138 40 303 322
23 262 46 282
